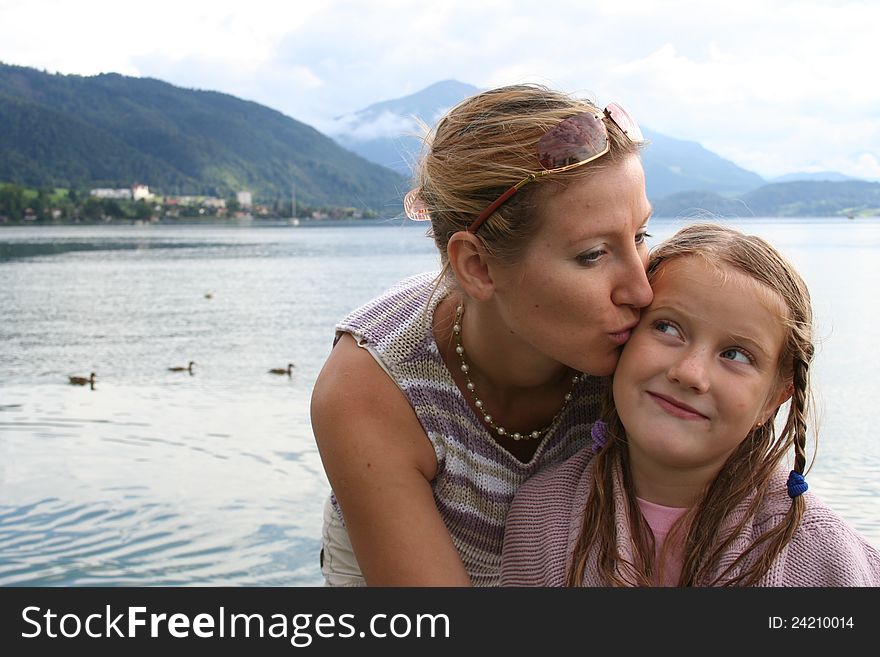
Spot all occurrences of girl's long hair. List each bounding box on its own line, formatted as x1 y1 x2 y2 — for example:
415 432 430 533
566 223 815 587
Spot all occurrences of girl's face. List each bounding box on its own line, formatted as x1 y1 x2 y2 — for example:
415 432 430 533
489 154 654 377
612 256 789 502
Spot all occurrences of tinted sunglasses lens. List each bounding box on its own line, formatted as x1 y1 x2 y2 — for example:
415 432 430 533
604 102 644 142
537 112 607 169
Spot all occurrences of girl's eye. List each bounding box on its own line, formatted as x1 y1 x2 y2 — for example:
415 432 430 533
720 348 753 365
635 230 652 245
654 320 682 339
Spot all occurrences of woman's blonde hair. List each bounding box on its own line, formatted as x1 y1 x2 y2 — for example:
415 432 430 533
566 223 816 587
412 83 641 267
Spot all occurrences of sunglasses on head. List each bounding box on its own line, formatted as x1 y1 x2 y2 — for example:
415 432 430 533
467 102 643 233
403 102 643 231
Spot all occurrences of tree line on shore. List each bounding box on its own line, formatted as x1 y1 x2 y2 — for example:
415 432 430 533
0 183 378 223
5 179 879 224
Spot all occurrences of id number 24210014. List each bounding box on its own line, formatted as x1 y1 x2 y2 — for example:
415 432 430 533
769 617 854 630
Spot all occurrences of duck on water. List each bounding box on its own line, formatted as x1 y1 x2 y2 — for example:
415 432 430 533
68 372 96 388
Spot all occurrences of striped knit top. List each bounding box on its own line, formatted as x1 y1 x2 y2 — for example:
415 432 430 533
332 272 607 586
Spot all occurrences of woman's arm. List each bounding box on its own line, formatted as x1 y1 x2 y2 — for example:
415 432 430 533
311 333 472 586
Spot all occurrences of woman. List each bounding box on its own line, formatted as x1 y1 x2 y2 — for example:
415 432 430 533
311 83 654 585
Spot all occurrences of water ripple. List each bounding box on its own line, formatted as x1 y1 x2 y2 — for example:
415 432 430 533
0 495 317 586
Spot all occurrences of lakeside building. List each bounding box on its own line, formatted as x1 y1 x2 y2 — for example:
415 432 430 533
90 183 153 201
132 184 152 201
90 188 132 200
236 191 253 208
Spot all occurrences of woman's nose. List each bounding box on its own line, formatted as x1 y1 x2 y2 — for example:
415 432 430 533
612 249 653 309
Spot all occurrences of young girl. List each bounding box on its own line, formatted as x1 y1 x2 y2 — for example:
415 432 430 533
500 223 880 586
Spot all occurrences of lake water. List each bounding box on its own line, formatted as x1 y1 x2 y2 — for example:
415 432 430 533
1 216 878 586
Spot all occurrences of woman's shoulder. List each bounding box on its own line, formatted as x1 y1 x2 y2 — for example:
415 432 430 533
337 271 442 346
312 333 409 420
344 272 441 318
311 332 439 477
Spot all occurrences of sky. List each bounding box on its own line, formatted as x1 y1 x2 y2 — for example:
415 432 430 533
1 0 878 181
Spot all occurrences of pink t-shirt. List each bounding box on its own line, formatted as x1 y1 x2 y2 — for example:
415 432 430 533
637 497 688 586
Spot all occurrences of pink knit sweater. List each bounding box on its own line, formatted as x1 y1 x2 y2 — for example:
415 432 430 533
500 448 880 586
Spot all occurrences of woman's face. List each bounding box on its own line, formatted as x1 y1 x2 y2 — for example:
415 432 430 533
490 153 654 376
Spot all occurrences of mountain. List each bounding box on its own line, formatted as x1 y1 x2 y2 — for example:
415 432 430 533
639 129 765 199
769 171 861 183
328 80 880 217
0 62 406 212
652 180 880 218
328 80 766 200
328 80 481 176
335 79 480 130
742 180 880 216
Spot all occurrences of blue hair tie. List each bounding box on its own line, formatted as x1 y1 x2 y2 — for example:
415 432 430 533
590 420 608 454
787 470 808 498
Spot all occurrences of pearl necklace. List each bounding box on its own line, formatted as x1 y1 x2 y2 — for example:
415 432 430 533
453 304 582 441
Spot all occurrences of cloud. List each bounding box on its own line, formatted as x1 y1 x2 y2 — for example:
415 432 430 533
326 111 421 141
0 0 877 179
853 153 880 180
